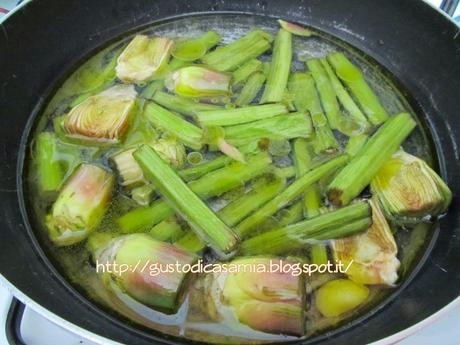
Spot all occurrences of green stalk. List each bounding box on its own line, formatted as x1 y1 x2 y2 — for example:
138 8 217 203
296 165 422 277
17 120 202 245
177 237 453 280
167 58 188 71
310 244 328 265
141 80 165 100
36 132 64 192
260 29 292 103
218 38 270 71
144 102 203 150
320 58 370 130
118 199 175 234
131 185 155 206
277 201 304 226
172 31 221 62
220 173 286 225
235 71 266 107
240 201 370 255
232 59 263 88
345 134 368 157
202 30 272 71
236 154 349 237
293 138 322 219
327 113 416 206
327 52 389 125
179 155 232 181
288 73 310 112
195 103 288 127
134 145 240 255
152 91 221 117
302 73 339 154
225 112 312 146
187 152 272 199
176 173 286 252
277 166 296 179
175 231 206 252
306 59 341 130
117 152 272 233
149 217 185 242
313 218 371 240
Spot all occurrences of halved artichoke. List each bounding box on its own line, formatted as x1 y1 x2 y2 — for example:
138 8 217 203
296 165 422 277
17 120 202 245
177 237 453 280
96 234 197 313
332 198 400 286
46 164 114 246
116 35 173 83
63 84 137 144
219 257 305 336
371 150 452 224
166 66 231 98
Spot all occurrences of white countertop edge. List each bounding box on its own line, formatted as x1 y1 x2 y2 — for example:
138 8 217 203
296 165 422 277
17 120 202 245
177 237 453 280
369 295 460 345
0 275 122 345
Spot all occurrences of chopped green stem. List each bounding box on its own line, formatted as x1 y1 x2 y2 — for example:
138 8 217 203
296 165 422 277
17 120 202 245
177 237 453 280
196 103 288 127
232 59 263 88
144 102 203 150
117 152 271 233
310 244 328 265
172 31 221 62
167 58 188 71
313 218 372 240
225 112 312 147
152 91 221 117
306 59 341 130
320 58 370 130
288 73 311 112
235 72 266 106
327 52 389 125
236 154 349 237
118 199 175 233
202 30 272 71
134 145 240 255
131 185 155 206
327 113 416 206
176 173 286 252
278 201 304 226
345 134 368 157
36 132 64 192
260 29 292 103
301 73 339 154
220 173 286 226
141 80 165 100
149 217 185 242
179 155 232 181
240 201 370 254
175 231 206 252
111 148 145 188
293 138 322 218
277 166 296 179
187 152 272 199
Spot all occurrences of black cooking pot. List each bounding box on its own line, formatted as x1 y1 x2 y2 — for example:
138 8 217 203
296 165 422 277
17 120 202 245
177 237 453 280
0 0 459 344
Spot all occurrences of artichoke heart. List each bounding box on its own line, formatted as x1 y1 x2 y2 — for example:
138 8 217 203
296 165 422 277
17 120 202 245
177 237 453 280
371 150 452 224
63 85 137 144
218 257 305 336
116 35 173 83
333 199 400 286
97 234 197 313
46 164 114 246
166 66 231 98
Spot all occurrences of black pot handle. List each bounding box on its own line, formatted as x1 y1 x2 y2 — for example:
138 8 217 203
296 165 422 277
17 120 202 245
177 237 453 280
440 0 459 16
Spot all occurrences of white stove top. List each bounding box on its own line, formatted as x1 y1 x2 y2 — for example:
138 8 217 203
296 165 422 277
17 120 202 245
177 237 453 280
0 0 459 344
